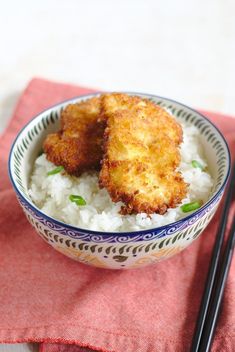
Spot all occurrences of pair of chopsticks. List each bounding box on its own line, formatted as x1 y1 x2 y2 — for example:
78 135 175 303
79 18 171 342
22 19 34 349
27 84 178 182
191 162 235 352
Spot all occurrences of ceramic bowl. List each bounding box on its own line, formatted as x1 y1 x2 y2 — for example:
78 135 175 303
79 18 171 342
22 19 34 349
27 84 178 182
8 93 231 269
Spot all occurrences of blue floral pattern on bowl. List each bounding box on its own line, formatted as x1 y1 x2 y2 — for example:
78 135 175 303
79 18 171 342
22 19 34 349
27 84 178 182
8 93 231 269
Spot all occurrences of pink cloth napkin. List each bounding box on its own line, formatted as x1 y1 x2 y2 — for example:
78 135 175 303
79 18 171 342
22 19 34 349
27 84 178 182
0 78 235 352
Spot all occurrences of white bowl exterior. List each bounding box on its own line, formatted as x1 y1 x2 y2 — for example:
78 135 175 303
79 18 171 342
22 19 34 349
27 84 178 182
9 93 230 269
19 193 222 269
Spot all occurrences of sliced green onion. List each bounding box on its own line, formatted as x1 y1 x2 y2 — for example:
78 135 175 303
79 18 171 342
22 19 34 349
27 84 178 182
192 160 204 170
47 166 64 176
69 194 86 206
181 201 201 213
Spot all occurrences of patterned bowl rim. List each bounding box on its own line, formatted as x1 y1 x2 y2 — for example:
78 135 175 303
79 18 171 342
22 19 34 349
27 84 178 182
8 92 231 236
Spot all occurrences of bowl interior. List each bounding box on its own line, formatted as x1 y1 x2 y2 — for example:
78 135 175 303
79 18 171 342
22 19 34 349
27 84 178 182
9 93 230 230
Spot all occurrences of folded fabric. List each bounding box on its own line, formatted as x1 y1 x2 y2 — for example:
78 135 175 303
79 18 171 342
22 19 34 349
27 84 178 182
0 78 234 352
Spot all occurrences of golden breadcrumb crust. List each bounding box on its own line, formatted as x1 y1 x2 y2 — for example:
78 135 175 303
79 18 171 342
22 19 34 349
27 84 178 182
43 97 105 175
99 93 188 214
43 92 187 215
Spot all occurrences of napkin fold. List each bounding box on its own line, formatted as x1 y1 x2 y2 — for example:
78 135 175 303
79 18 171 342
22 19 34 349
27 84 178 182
0 78 235 352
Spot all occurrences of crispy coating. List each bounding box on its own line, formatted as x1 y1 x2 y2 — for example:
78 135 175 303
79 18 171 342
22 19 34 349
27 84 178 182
43 97 105 175
99 94 188 214
101 93 183 145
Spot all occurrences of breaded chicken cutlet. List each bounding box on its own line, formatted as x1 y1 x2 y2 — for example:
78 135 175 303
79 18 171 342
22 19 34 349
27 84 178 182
43 97 105 175
99 93 188 215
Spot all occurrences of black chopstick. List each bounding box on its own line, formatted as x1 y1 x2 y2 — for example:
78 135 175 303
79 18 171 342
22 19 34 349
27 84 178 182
199 215 235 351
191 161 235 352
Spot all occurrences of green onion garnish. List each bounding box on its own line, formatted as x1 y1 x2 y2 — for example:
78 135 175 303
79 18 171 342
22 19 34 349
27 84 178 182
47 166 64 176
181 201 201 213
192 160 204 170
69 194 86 206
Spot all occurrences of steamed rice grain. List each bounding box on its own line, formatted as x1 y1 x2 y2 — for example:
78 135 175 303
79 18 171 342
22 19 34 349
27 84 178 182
29 121 213 232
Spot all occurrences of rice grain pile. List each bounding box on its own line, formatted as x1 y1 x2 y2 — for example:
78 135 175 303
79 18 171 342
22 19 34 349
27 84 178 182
29 122 213 232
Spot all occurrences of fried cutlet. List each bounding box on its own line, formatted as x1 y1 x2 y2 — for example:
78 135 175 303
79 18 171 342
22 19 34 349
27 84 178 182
100 93 183 145
99 93 188 214
43 97 105 175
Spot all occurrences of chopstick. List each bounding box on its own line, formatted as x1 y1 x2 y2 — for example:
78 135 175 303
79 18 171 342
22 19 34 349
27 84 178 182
199 215 235 351
191 161 235 352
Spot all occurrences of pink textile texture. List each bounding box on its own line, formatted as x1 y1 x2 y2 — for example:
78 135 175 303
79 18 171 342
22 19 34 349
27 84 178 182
0 78 234 352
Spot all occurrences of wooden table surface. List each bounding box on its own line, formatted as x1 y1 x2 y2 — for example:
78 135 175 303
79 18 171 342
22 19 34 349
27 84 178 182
1 0 235 350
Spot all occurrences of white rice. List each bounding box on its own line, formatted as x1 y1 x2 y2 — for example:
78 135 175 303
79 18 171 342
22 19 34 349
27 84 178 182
29 122 213 232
